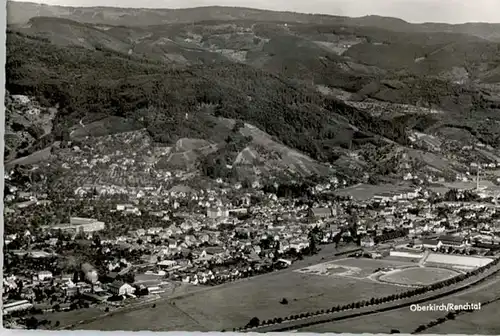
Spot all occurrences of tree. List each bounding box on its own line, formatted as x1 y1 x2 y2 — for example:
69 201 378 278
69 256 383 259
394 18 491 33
26 317 39 330
93 234 102 247
121 272 135 284
415 325 427 333
247 317 260 328
72 270 80 284
280 298 288 305
233 120 245 132
390 329 400 334
308 230 318 255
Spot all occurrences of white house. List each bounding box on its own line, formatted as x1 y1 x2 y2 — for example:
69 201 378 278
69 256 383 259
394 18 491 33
206 207 229 219
168 239 178 249
107 281 135 296
421 239 442 251
37 271 53 282
360 236 375 248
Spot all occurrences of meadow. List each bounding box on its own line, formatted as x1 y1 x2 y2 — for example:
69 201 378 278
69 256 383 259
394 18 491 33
78 301 205 331
170 268 408 330
299 269 500 333
425 300 500 335
77 258 409 331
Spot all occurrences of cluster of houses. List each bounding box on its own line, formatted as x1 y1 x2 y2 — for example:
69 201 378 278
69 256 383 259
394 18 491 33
5 169 500 325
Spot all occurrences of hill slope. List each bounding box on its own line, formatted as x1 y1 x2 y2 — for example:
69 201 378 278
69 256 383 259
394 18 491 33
6 4 500 186
7 1 500 42
7 30 405 177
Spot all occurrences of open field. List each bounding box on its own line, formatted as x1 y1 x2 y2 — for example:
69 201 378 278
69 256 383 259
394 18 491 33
37 282 196 330
170 269 408 330
425 300 500 334
57 246 361 328
5 146 53 169
378 267 459 286
35 307 105 327
334 183 413 201
54 245 357 330
298 271 500 333
79 260 408 331
78 301 205 331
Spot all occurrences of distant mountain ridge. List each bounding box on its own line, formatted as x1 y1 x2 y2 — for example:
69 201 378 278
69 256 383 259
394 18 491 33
7 1 500 41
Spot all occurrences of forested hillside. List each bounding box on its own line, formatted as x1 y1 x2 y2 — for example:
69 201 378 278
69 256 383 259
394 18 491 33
6 30 411 165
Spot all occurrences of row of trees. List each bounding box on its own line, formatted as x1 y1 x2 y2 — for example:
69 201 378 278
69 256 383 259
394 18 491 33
413 295 500 334
239 256 500 331
414 311 459 333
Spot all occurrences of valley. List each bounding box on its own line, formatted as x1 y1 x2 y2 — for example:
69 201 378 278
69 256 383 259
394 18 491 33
4 1 500 334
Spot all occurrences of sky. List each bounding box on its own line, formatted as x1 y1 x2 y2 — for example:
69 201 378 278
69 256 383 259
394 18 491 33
9 0 500 24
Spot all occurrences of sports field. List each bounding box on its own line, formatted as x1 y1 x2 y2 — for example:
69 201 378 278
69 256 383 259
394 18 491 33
378 267 460 286
295 257 416 279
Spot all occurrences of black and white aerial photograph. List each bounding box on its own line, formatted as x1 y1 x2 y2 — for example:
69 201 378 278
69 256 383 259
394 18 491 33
3 0 500 333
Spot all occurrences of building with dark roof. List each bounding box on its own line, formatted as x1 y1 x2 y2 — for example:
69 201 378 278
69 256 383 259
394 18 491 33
439 235 467 248
309 207 336 220
107 280 135 296
421 239 442 251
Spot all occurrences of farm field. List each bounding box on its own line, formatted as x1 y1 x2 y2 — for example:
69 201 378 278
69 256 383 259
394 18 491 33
378 267 460 286
299 271 500 333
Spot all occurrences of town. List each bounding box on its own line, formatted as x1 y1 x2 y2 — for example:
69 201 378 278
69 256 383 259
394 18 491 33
4 167 500 330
